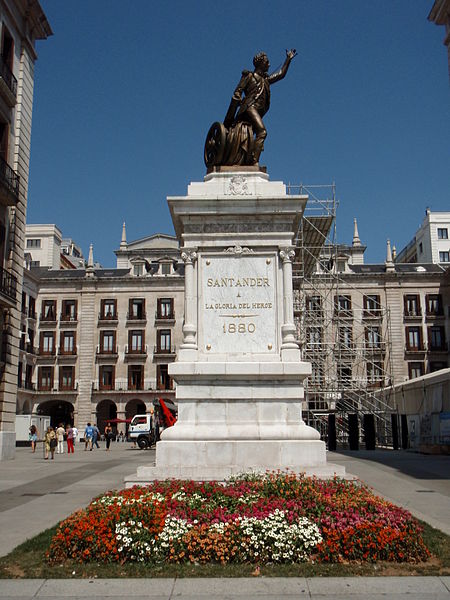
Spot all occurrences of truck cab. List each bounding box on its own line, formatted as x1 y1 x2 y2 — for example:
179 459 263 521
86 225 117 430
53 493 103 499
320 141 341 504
128 414 154 449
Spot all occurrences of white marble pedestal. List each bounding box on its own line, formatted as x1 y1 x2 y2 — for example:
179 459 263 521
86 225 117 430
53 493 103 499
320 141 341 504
125 170 345 485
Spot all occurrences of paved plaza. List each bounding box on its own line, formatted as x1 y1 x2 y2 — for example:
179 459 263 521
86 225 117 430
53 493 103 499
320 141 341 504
0 445 449 598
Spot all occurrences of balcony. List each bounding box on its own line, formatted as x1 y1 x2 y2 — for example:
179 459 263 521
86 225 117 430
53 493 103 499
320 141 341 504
60 313 78 326
126 312 147 325
91 381 155 393
96 344 118 359
0 266 17 306
0 54 17 105
39 314 57 326
362 308 383 320
0 155 19 206
98 312 118 326
124 344 148 360
365 341 386 353
153 344 176 357
333 309 353 320
58 346 78 359
405 344 426 355
155 310 175 324
404 309 422 321
37 347 56 357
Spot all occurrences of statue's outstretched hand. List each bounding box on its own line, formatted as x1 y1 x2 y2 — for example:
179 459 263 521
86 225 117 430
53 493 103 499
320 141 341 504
286 48 297 60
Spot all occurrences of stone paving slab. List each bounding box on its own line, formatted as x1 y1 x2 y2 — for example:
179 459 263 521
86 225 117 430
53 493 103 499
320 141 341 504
1 578 449 599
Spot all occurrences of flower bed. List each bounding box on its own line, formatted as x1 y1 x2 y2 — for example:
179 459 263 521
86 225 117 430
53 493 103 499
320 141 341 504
48 473 430 565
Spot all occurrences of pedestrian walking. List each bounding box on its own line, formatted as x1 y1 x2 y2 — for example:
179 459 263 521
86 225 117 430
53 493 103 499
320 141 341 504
84 422 94 451
104 423 113 451
56 423 65 454
92 423 100 449
66 424 74 454
29 425 38 453
72 425 78 445
44 426 56 460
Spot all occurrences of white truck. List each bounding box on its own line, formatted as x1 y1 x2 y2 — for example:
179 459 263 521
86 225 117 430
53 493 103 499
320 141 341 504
128 414 155 449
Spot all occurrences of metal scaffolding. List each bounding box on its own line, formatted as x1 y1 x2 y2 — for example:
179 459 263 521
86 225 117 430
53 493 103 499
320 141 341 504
288 183 396 447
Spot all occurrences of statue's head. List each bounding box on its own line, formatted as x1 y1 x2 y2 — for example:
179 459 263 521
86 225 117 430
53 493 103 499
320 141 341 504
253 52 269 72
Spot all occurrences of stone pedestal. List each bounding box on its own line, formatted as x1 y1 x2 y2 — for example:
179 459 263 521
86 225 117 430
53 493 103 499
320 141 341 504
125 170 344 485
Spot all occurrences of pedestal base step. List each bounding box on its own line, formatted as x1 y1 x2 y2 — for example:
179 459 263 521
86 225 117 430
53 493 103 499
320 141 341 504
125 462 347 487
124 440 346 486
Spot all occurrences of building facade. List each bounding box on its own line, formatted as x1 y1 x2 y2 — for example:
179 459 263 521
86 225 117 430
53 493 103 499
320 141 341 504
0 0 51 459
18 232 184 435
396 210 450 266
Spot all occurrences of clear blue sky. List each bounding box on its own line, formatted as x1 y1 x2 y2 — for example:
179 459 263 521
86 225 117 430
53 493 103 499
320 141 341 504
28 0 449 267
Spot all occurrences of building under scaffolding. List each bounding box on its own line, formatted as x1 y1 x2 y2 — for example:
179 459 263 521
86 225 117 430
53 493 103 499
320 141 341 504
289 184 396 448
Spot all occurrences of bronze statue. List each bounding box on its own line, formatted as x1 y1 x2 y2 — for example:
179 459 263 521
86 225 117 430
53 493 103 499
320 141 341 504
204 49 297 169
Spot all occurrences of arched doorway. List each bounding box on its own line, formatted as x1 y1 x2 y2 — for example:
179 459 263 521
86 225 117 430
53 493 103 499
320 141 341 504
125 398 146 420
37 400 74 428
19 399 32 414
96 399 117 434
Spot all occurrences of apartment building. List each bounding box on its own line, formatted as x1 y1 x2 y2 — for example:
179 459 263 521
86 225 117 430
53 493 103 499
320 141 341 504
17 231 184 434
0 1 51 459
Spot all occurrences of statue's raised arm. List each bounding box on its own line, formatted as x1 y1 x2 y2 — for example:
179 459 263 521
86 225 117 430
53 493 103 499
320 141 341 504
204 49 297 169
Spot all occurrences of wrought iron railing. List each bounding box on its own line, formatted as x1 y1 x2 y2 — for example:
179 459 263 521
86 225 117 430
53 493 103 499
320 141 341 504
0 266 17 302
0 54 17 97
0 155 19 199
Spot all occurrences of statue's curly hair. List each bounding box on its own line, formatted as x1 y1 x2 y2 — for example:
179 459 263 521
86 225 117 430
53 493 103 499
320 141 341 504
253 52 268 69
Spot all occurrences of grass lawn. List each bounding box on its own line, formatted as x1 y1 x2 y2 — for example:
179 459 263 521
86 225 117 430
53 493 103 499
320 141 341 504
0 520 449 579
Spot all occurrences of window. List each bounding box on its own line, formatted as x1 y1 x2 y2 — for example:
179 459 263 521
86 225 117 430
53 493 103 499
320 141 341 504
26 239 41 248
419 242 423 254
160 262 171 275
363 294 381 316
337 364 352 387
133 263 144 277
405 326 423 351
100 299 117 319
28 297 36 319
100 331 115 353
129 298 145 320
129 330 144 352
157 364 172 390
60 331 75 354
425 294 443 316
403 294 421 317
128 365 144 390
41 300 56 321
25 364 33 389
367 362 383 385
338 326 353 349
61 299 77 321
335 295 352 313
59 366 74 390
439 251 449 263
99 365 114 390
157 298 174 319
408 362 424 379
437 228 448 239
17 361 22 387
428 326 446 351
306 296 321 313
30 261 40 267
40 332 55 354
157 330 172 352
0 25 15 94
309 364 324 386
306 326 322 349
38 366 53 390
365 326 382 349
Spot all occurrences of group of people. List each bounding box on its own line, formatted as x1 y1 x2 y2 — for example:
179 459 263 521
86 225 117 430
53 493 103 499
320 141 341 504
30 421 126 459
31 423 79 460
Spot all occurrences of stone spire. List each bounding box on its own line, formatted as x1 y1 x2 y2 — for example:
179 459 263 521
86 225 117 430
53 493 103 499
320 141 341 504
352 218 361 247
120 222 127 248
86 243 95 277
385 239 395 272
